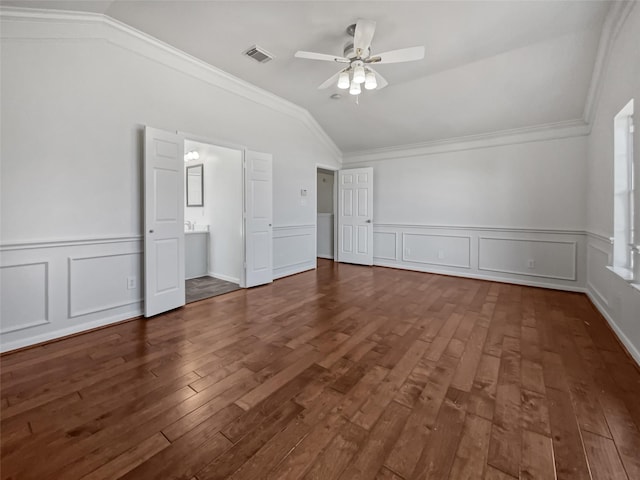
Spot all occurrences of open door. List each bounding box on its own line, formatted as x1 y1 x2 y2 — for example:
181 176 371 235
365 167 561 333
144 127 186 317
338 167 374 265
245 150 273 287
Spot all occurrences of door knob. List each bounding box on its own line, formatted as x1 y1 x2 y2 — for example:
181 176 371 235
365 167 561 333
365 219 372 223
149 229 154 233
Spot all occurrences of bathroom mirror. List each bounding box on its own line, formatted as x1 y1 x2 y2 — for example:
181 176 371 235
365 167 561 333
186 164 204 207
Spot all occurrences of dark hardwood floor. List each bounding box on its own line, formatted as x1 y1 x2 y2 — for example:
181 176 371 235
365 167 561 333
1 259 639 479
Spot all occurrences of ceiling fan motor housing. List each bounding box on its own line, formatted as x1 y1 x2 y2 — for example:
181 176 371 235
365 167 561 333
343 41 369 60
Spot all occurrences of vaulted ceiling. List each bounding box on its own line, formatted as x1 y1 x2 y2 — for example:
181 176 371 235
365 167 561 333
2 1 613 152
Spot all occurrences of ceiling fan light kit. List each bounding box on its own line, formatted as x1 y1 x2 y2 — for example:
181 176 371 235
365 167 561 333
294 18 425 96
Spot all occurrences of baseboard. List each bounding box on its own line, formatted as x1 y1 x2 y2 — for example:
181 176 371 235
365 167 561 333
317 254 334 260
273 261 316 280
0 307 143 353
208 271 240 284
373 260 586 293
585 289 640 367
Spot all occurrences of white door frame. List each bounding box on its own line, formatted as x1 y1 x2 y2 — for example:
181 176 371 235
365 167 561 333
178 131 248 288
315 163 339 263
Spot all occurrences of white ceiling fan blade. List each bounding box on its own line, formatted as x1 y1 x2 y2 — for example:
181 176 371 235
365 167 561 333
371 68 388 90
367 46 425 64
295 51 350 63
353 18 376 57
318 69 345 90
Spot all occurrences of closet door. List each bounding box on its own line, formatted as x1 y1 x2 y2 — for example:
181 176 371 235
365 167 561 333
338 167 374 265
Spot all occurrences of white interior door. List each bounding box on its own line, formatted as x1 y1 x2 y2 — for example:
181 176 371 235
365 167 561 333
245 150 273 287
144 127 185 317
338 167 374 265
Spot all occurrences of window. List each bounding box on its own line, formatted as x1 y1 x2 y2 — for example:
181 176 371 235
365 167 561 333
611 98 638 284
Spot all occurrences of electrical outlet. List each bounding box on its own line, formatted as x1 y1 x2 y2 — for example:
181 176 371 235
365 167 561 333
405 247 411 256
438 250 445 259
527 259 535 269
127 276 136 290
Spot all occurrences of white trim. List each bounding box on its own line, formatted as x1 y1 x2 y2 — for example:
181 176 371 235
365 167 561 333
374 259 587 293
585 289 640 366
317 254 334 260
374 223 585 236
583 1 636 125
273 224 316 232
208 272 241 284
1 235 143 251
0 6 341 160
342 120 590 164
0 308 143 353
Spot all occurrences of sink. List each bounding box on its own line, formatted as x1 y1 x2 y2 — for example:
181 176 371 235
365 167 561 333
185 224 209 233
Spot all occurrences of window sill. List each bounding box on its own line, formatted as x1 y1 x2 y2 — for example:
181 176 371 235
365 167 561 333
606 265 634 281
606 266 640 292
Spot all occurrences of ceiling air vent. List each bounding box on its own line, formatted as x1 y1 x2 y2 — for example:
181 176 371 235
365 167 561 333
243 45 274 63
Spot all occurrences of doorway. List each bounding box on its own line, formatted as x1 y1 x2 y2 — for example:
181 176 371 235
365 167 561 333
317 167 336 260
144 126 274 317
183 139 243 304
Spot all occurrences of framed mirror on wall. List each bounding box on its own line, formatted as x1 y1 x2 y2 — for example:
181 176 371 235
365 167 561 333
186 164 204 207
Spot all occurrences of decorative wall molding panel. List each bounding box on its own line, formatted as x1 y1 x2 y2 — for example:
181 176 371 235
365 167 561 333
402 233 471 269
586 241 611 308
68 251 143 318
0 261 49 334
0 238 143 352
478 237 576 281
273 225 316 280
0 7 341 161
373 224 586 291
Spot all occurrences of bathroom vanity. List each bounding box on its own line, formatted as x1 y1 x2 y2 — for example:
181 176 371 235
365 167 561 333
185 230 209 279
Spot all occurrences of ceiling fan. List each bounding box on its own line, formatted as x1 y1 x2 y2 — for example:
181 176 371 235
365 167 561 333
295 19 425 96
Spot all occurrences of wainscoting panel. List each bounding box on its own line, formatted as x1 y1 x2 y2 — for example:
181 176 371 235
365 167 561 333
478 237 576 280
373 224 586 291
273 225 316 280
373 232 398 261
402 233 471 268
0 261 49 334
0 237 143 352
69 252 143 318
586 241 611 307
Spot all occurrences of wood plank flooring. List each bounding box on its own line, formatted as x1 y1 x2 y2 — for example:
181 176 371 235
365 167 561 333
2 259 639 479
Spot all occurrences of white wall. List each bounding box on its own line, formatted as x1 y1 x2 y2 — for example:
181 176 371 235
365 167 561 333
0 10 339 351
317 170 334 214
341 135 589 291
585 4 640 363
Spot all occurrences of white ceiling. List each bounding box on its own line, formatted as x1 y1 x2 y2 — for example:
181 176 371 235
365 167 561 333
3 1 612 153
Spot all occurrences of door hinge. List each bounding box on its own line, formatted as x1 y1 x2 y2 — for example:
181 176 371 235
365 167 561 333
243 262 247 269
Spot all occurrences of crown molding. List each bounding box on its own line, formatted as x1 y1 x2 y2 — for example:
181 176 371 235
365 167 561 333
342 119 590 164
582 1 636 126
0 6 342 161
